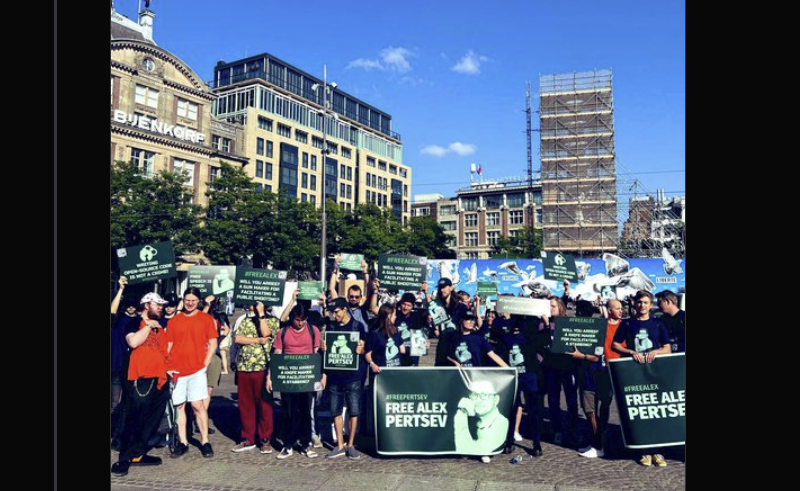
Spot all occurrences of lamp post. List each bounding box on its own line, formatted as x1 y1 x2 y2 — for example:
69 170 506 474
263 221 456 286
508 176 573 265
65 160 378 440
312 66 335 289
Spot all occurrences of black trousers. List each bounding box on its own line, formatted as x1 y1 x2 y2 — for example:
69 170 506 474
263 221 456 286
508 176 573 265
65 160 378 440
118 378 170 463
280 392 313 450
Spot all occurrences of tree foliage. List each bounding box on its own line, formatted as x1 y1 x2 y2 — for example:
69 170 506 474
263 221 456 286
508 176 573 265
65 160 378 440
490 226 543 259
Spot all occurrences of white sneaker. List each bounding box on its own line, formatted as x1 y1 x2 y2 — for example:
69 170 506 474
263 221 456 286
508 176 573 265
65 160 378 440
513 431 523 442
578 445 593 453
579 447 604 458
480 456 491 464
312 436 323 448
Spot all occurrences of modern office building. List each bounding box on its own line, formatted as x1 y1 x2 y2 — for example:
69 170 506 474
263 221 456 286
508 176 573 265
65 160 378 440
539 70 618 256
413 178 542 259
210 54 412 223
110 6 248 207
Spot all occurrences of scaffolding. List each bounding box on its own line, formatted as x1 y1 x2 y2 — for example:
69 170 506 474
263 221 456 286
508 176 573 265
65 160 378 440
539 70 618 257
620 181 685 258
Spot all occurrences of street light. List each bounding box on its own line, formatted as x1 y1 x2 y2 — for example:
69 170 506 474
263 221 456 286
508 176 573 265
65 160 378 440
311 66 335 289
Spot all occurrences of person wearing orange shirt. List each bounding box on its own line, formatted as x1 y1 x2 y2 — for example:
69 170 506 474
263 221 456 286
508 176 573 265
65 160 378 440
166 287 219 459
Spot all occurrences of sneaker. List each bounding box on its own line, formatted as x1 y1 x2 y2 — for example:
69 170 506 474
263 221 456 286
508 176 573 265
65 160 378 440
312 435 323 448
531 445 543 457
130 455 162 466
300 446 318 458
345 446 361 460
170 442 188 458
277 447 293 460
639 454 653 466
326 446 347 459
653 454 667 467
513 431 523 442
111 461 130 476
201 442 214 458
579 447 604 459
480 456 492 464
503 444 514 454
232 441 256 453
260 440 273 454
578 445 593 453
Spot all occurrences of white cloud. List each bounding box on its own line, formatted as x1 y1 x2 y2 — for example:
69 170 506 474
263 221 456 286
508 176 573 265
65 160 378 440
421 145 448 157
452 50 489 75
347 47 414 73
346 58 383 71
380 47 413 73
448 142 477 156
420 142 477 158
399 76 424 86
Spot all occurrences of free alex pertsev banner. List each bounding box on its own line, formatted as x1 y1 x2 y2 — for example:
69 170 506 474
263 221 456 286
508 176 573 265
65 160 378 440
374 367 517 456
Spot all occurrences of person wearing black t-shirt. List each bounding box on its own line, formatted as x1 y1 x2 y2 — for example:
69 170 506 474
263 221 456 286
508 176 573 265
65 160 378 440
655 290 685 353
612 290 671 467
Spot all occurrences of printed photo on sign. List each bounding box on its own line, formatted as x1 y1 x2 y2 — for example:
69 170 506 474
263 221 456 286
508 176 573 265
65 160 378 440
324 331 360 370
188 265 237 297
374 367 517 456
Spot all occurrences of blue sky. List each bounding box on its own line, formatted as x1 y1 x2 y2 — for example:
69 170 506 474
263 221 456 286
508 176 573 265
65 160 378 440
115 0 685 205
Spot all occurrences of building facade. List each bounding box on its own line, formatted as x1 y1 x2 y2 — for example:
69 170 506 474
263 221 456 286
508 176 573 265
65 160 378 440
110 7 248 207
210 54 412 223
539 70 618 256
413 179 543 259
622 190 685 257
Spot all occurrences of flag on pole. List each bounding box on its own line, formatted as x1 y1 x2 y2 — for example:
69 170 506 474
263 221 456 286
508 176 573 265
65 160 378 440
144 0 151 8
477 164 482 176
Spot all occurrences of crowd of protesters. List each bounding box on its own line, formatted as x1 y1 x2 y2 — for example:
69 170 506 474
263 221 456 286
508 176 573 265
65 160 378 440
110 259 685 476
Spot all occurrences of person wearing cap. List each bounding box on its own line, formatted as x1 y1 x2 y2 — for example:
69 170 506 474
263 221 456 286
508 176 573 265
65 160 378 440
110 276 143 451
454 379 510 464
111 292 171 476
165 287 219 459
393 289 429 366
162 292 181 321
323 297 369 460
447 311 509 369
431 277 468 366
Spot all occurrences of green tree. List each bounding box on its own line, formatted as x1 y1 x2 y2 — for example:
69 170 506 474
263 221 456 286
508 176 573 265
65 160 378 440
399 216 457 259
490 226 543 259
110 160 201 254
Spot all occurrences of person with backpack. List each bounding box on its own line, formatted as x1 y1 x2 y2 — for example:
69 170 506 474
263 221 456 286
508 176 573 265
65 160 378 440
267 303 323 459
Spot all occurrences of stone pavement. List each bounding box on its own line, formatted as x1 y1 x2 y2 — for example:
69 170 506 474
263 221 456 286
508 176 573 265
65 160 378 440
111 340 685 491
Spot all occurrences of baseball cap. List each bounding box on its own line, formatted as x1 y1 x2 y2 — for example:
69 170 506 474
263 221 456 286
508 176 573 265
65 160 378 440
326 298 349 312
140 292 168 305
437 277 453 288
461 310 478 321
399 292 417 305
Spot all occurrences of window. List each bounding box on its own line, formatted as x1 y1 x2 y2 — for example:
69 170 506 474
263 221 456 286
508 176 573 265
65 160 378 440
465 232 478 247
312 136 324 149
327 142 338 155
256 183 263 193
346 184 352 199
265 184 272 193
536 209 543 225
130 148 155 177
310 195 316 205
134 85 158 109
509 210 524 225
507 193 525 208
210 166 221 181
464 251 480 259
340 164 346 179
366 173 371 187
347 167 352 181
340 183 346 197
256 160 264 178
173 159 195 186
441 221 456 231
311 155 317 171
399 167 408 178
222 138 231 152
378 160 387 171
485 195 502 209
310 175 317 191
302 152 309 168
367 156 376 167
487 231 500 247
256 137 265 156
301 173 308 188
266 163 273 180
462 197 478 211
212 135 220 149
341 147 352 159
301 193 307 202
486 212 501 226
440 205 456 215
282 167 298 186
111 76 115 104
389 164 397 175
295 130 308 144
465 213 478 228
266 141 273 158
278 123 291 138
403 184 408 197
258 116 273 131
177 99 198 121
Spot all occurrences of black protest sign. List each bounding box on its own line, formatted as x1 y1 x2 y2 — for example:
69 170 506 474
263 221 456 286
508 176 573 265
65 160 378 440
323 331 360 370
269 354 322 393
187 266 236 297
608 353 685 449
234 268 287 306
375 367 517 456
338 253 365 271
378 254 428 291
495 297 550 317
297 281 323 301
550 316 606 355
541 251 578 282
116 241 177 284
